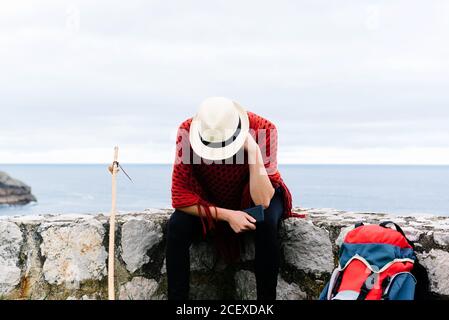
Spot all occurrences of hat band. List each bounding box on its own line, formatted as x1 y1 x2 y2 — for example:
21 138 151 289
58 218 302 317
199 117 242 149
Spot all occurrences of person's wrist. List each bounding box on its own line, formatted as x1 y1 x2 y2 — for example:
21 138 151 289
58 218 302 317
219 208 232 222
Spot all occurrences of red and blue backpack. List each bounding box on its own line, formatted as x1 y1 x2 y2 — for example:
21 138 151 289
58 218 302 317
320 221 417 300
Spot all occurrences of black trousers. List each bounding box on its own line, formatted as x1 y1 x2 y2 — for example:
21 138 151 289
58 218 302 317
166 188 284 300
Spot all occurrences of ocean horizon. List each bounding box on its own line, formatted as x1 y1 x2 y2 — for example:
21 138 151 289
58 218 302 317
1 164 449 217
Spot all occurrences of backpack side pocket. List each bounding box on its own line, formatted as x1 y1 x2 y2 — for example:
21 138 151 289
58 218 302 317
384 272 416 300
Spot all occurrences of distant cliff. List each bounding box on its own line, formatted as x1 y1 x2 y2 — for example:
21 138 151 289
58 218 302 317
0 208 448 300
0 171 36 205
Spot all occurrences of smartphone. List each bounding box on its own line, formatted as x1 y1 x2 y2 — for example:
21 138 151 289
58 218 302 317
243 205 264 223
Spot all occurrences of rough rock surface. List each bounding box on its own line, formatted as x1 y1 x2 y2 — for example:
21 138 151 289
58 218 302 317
418 249 449 296
39 219 108 288
433 232 449 247
0 171 36 205
281 219 334 275
121 218 163 273
235 270 257 300
234 270 307 300
119 277 159 300
0 221 23 296
190 242 218 272
0 208 447 300
277 277 307 300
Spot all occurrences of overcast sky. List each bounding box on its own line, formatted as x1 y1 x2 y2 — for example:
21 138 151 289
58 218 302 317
1 0 449 164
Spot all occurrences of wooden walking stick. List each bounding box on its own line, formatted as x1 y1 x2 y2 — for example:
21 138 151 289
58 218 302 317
108 146 119 300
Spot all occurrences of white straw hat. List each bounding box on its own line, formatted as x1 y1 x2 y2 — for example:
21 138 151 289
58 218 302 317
190 97 250 161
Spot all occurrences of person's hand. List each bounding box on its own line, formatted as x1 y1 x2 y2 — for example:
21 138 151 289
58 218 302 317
226 210 256 233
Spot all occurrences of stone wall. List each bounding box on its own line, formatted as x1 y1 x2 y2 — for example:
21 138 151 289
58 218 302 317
0 208 448 300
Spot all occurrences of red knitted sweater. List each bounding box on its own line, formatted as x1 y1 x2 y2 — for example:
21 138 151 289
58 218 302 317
171 111 299 261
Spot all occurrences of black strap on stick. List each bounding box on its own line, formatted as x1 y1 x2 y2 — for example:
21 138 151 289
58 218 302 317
113 161 134 183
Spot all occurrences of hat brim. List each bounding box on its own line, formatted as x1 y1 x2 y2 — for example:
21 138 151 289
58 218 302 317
189 102 250 161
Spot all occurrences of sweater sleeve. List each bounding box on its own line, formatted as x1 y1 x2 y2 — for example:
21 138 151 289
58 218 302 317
171 120 216 235
249 112 279 178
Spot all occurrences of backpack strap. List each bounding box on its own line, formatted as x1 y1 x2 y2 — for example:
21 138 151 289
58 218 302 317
381 276 391 300
331 271 344 298
379 221 415 248
357 272 376 300
379 221 406 236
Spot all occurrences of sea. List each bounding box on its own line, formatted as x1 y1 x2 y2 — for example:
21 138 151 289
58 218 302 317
1 164 448 216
